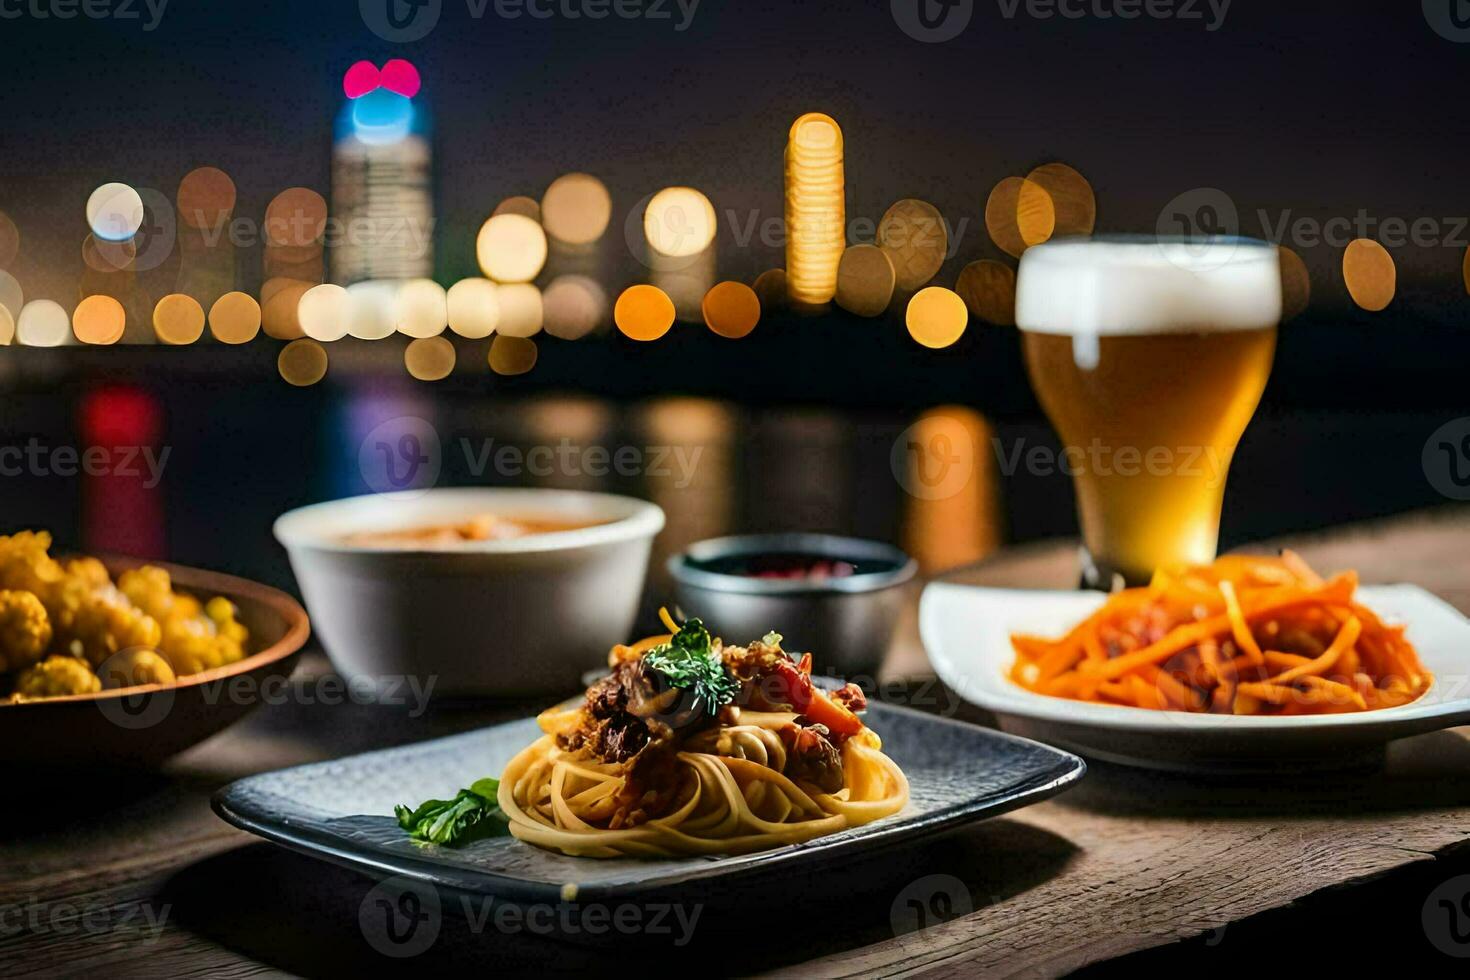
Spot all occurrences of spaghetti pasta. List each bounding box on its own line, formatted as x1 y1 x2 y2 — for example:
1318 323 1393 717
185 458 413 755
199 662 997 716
497 614 909 858
1009 552 1431 715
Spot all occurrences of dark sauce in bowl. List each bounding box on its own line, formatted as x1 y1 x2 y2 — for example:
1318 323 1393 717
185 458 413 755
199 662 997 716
691 552 897 581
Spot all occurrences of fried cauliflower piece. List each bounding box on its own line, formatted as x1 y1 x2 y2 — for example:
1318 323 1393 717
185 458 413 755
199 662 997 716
0 531 66 597
98 648 177 689
119 566 248 676
50 576 163 668
0 533 161 668
65 556 112 590
13 654 102 698
0 589 52 673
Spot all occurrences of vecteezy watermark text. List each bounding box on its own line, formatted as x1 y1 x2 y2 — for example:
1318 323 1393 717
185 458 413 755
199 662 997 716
995 0 1230 31
0 439 169 488
0 898 170 942
358 875 702 958
361 0 697 44
0 0 168 31
993 437 1227 486
892 0 1228 43
460 437 702 488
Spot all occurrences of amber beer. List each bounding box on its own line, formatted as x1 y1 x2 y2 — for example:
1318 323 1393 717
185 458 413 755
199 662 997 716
1015 237 1281 588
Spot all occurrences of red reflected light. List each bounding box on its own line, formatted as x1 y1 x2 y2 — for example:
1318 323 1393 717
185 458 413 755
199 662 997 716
380 59 421 98
343 60 380 100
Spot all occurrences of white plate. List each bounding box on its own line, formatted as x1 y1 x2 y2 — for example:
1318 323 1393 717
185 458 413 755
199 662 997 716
920 581 1470 771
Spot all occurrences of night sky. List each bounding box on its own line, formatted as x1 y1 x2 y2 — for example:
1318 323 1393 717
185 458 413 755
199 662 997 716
3 1 1469 321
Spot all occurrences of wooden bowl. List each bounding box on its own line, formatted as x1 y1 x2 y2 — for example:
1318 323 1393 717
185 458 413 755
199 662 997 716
0 557 310 769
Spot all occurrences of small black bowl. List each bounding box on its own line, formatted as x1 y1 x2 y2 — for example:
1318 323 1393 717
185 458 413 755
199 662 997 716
667 533 917 680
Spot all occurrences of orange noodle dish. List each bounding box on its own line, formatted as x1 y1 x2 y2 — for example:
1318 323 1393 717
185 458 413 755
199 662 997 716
487 611 909 857
1009 553 1431 715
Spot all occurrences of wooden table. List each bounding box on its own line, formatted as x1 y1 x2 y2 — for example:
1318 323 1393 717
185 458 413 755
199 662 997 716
6 507 1470 978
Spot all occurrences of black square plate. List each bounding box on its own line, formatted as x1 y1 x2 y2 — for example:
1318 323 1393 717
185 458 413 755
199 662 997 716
212 702 1085 904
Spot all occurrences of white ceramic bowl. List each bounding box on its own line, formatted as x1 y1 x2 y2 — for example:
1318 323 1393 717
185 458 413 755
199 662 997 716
274 488 665 697
921 581 1470 772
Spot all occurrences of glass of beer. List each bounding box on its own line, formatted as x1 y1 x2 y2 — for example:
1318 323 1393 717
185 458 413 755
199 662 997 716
1015 236 1281 589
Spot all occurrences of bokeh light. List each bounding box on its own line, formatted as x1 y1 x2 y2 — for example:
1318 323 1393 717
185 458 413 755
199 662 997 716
835 244 896 317
1278 246 1310 322
261 279 311 339
278 338 329 386
86 183 144 242
153 293 206 345
405 335 456 381
477 213 547 283
984 176 1028 259
0 306 13 345
82 234 135 273
644 186 717 258
351 88 414 145
1016 162 1096 247
542 275 606 340
877 199 947 292
0 269 22 319
208 291 262 344
493 196 541 221
298 283 352 341
702 281 761 339
1342 239 1395 312
905 286 969 349
72 294 126 345
614 284 676 341
955 259 1017 326
264 188 328 250
177 166 236 231
17 299 70 347
343 60 380 99
346 280 398 340
784 112 845 304
0 211 18 267
542 173 612 245
394 278 449 337
488 335 538 375
447 277 500 339
495 283 544 338
380 59 421 98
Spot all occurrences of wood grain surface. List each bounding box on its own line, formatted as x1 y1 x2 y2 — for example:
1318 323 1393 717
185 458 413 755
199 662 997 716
5 506 1470 978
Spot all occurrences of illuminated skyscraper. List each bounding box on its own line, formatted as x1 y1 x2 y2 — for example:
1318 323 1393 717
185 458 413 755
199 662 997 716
331 60 434 285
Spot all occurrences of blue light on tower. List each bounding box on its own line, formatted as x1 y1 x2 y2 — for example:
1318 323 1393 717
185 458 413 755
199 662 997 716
332 59 434 284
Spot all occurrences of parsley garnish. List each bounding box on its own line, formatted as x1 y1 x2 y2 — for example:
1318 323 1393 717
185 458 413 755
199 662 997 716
394 777 511 847
643 614 740 712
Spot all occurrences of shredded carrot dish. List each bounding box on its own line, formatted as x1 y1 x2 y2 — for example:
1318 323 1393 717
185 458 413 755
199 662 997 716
1009 553 1431 715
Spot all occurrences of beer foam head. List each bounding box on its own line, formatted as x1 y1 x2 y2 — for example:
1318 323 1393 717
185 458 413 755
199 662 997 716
1015 236 1282 335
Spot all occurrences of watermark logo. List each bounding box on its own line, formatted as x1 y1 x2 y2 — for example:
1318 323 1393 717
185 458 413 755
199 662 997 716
0 439 170 487
1160 187 1470 254
360 875 442 958
361 0 443 42
892 416 975 501
890 874 974 946
1424 417 1470 501
1423 874 1470 957
360 416 443 496
892 0 974 42
94 650 177 730
994 437 1227 487
1424 0 1470 42
1155 186 1240 269
0 0 169 31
